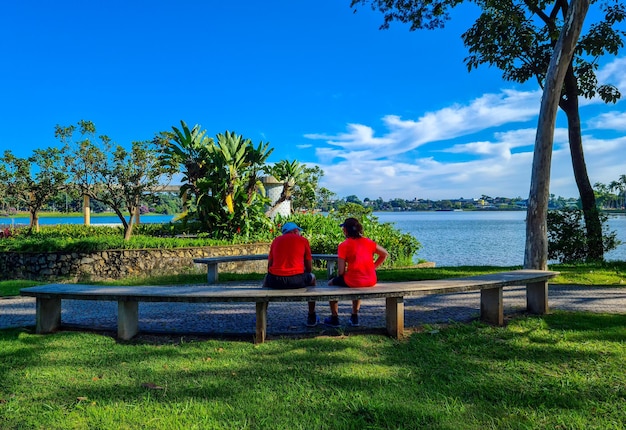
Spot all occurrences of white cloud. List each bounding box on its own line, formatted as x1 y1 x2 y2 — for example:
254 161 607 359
310 74 626 200
587 111 626 130
306 88 542 162
596 57 626 90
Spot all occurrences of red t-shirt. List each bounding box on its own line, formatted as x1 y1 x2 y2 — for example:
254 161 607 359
268 233 312 276
338 237 378 287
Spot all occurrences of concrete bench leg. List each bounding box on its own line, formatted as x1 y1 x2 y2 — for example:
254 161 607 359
385 297 404 338
206 263 219 284
255 302 268 344
526 280 549 314
118 301 139 340
480 287 503 325
36 298 61 334
326 261 336 279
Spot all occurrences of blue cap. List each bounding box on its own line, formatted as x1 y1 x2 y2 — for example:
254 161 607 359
281 222 302 234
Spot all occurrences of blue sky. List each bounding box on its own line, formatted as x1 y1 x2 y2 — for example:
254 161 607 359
1 1 625 201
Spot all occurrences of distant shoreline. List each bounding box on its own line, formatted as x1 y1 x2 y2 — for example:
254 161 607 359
1 208 625 219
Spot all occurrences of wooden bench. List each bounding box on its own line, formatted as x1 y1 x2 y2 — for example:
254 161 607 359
20 269 558 343
193 254 339 283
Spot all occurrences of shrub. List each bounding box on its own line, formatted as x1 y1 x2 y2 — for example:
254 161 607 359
282 206 421 267
0 210 421 268
547 208 620 263
0 224 263 253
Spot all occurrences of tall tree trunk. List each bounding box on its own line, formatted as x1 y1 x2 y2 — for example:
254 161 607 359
29 209 40 233
560 65 604 261
525 0 590 270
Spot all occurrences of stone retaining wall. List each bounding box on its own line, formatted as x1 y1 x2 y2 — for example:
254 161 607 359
0 244 271 282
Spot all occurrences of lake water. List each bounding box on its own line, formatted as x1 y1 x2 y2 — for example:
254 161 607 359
3 211 625 267
375 211 626 266
1 214 176 226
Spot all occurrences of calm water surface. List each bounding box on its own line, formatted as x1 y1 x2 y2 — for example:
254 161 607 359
375 211 626 267
1 214 175 225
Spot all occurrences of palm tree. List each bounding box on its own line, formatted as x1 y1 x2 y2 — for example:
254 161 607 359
608 181 620 209
619 174 626 210
154 121 215 223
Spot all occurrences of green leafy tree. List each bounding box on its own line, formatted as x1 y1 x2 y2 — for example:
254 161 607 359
291 165 325 212
56 120 174 240
0 148 68 231
316 187 337 212
345 195 364 206
461 0 624 261
351 0 608 268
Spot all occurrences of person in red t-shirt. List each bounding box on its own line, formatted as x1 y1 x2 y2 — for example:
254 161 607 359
325 217 389 328
264 222 318 326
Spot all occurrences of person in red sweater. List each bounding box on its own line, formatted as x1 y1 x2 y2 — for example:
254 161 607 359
264 222 318 326
325 217 389 328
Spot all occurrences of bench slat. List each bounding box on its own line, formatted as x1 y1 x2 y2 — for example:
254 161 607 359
20 270 558 303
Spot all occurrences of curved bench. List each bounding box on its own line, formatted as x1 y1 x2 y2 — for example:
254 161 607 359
20 269 558 343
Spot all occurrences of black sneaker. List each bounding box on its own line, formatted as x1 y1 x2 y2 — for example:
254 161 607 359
349 314 360 327
324 316 340 328
306 313 319 327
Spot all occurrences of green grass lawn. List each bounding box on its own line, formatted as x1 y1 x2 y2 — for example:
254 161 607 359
2 262 625 429
1 312 625 429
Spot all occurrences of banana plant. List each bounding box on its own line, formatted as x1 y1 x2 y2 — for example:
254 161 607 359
215 131 250 214
245 140 273 205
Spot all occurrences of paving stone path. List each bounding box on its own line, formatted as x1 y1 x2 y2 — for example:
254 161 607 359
1 285 625 339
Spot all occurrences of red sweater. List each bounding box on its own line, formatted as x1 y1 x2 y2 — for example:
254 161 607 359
338 237 378 287
268 233 312 276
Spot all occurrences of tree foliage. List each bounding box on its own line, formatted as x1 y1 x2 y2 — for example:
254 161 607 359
351 0 624 265
291 165 324 212
0 148 68 232
155 121 275 239
55 120 174 240
462 0 625 262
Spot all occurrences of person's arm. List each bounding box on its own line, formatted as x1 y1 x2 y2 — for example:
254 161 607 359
373 244 389 269
268 240 276 271
304 259 312 273
337 258 346 276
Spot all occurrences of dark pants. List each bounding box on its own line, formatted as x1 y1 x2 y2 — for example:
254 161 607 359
264 272 315 289
329 275 349 287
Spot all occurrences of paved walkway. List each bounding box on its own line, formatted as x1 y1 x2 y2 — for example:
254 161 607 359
1 285 625 339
